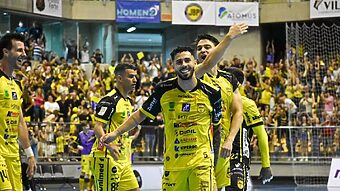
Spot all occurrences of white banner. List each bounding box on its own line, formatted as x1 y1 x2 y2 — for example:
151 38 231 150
310 0 340 18
33 0 62 17
328 158 340 188
215 2 259 26
172 1 215 25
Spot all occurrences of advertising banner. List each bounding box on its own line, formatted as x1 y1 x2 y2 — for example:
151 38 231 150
116 1 161 23
215 2 259 26
33 0 62 17
172 1 215 25
310 0 340 18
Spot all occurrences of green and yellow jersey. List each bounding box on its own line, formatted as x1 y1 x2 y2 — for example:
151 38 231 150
140 78 222 171
0 70 23 158
240 96 270 167
202 71 239 145
92 88 133 164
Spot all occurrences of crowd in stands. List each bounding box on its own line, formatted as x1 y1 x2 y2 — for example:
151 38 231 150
11 24 339 162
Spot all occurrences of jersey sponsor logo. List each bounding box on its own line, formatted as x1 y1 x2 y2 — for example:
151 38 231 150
197 103 205 113
173 122 197 128
181 103 190 112
147 97 157 111
12 92 17 100
169 102 175 111
163 182 176 187
177 114 200 120
174 144 197 152
7 111 19 117
175 129 197 136
0 102 10 108
11 104 20 110
98 159 105 190
98 106 108 116
180 137 197 143
4 90 10 99
5 119 18 125
175 152 194 158
178 94 194 98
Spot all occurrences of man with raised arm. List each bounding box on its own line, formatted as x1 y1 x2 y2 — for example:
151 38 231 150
102 46 222 190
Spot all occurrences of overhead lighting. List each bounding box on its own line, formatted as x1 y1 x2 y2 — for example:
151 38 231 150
126 27 136 33
3 12 8 16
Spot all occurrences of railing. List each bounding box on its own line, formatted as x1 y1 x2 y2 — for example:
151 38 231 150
25 122 340 163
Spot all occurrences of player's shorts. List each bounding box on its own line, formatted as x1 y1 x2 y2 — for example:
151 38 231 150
0 155 22 191
215 156 230 188
215 155 249 190
81 155 92 176
91 156 139 191
162 165 213 191
225 157 248 191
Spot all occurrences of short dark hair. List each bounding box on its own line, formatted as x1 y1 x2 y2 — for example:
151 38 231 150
114 63 137 76
0 33 25 59
194 34 220 47
170 46 195 61
224 67 245 84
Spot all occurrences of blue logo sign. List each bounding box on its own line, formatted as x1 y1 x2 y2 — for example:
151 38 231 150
218 7 228 19
182 103 190 112
12 92 17 100
116 1 160 23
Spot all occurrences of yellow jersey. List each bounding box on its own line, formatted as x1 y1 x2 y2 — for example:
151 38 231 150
140 78 222 171
0 70 23 158
92 88 133 165
202 71 239 141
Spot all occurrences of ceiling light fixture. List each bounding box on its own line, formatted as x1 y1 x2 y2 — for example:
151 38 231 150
126 26 136 33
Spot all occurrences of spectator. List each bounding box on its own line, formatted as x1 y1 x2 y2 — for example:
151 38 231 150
33 87 45 122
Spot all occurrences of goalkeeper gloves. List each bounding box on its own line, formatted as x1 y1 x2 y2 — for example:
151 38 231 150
258 167 273 185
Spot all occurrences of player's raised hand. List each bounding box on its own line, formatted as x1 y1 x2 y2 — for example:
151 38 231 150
220 139 233 158
227 23 249 39
258 167 273 184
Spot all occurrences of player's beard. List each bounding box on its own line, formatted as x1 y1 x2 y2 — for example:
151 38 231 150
176 66 194 80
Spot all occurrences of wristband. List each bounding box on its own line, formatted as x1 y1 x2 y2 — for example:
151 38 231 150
24 147 34 158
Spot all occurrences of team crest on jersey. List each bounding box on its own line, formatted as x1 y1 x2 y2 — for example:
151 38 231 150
197 103 205 113
182 103 190 112
12 92 18 100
